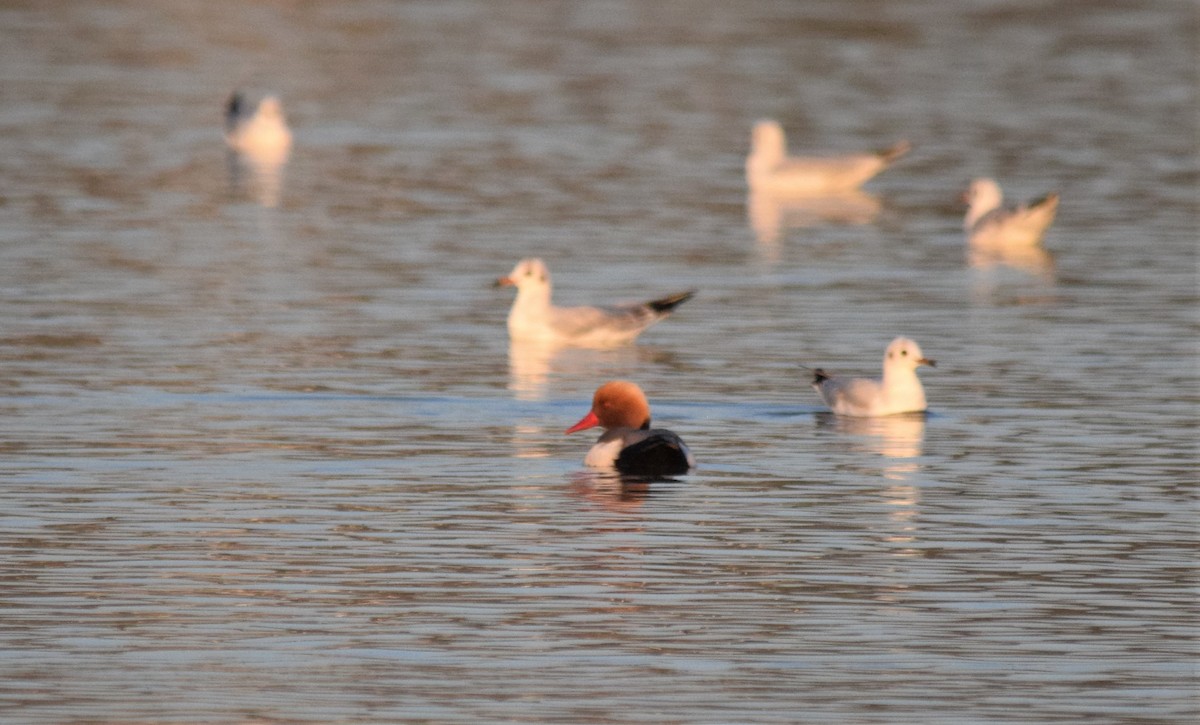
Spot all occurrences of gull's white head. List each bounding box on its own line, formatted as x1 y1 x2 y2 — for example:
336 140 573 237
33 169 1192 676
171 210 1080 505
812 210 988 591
749 119 787 165
964 178 1003 227
883 337 935 376
257 96 285 121
496 258 552 298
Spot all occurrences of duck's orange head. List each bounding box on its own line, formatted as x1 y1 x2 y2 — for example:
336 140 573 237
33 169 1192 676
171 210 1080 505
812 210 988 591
565 380 652 434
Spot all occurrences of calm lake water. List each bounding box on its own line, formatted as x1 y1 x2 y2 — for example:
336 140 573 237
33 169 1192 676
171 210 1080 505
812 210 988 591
1 1 1196 722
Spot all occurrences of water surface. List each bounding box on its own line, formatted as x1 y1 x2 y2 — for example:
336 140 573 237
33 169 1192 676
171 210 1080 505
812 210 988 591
0 1 1196 723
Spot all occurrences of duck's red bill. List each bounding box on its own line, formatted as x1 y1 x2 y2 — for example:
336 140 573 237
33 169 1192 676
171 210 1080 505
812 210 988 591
565 410 599 434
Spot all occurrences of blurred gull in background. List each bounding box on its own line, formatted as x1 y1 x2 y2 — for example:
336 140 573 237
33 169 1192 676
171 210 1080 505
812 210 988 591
963 177 1059 250
224 92 292 207
746 119 910 195
495 258 694 348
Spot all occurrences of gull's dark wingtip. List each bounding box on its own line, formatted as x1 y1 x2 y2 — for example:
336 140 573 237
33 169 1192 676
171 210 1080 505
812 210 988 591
1031 191 1060 210
879 140 912 163
647 290 695 314
225 91 244 128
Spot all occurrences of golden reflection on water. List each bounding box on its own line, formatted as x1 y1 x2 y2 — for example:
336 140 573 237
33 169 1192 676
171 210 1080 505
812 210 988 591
510 423 552 460
568 471 654 513
226 143 289 208
968 244 1058 306
968 244 1056 279
506 340 646 402
506 340 561 402
747 189 881 258
882 480 920 553
819 413 926 551
821 413 926 465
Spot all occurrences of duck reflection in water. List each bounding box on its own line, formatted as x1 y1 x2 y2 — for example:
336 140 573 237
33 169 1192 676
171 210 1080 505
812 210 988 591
224 92 292 208
568 470 681 513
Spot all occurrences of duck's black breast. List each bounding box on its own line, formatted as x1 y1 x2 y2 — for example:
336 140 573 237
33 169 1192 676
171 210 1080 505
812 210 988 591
615 429 693 476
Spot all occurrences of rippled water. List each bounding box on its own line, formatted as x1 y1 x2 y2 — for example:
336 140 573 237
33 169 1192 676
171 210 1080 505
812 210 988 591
1 1 1196 722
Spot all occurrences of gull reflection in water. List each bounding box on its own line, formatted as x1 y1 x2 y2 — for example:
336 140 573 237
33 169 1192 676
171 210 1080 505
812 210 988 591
506 339 645 402
817 412 926 464
224 94 292 208
509 423 552 462
968 245 1057 306
227 143 290 208
968 244 1056 280
507 342 669 461
748 189 881 257
818 411 926 553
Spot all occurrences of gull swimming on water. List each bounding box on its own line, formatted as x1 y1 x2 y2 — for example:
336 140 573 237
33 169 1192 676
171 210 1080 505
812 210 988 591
964 177 1059 249
566 380 694 475
811 337 936 417
746 119 911 195
495 258 694 347
224 92 293 160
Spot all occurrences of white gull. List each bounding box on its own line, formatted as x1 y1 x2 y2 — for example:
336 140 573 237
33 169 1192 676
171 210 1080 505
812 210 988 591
964 177 1059 249
746 119 910 195
811 337 936 417
495 258 693 347
225 92 293 161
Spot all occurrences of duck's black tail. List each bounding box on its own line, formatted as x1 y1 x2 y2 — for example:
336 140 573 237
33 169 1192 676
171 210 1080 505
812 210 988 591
616 436 692 476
